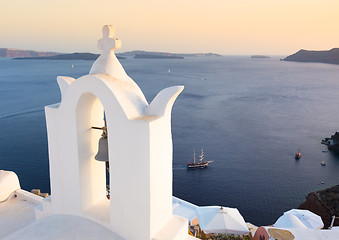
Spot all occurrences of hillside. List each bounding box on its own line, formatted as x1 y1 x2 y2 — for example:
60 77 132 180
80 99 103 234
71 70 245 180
0 48 59 58
283 48 339 65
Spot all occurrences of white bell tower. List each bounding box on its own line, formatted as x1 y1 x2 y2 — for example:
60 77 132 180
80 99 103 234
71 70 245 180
39 25 191 240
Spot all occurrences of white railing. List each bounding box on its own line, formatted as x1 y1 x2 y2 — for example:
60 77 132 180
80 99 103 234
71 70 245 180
329 215 339 229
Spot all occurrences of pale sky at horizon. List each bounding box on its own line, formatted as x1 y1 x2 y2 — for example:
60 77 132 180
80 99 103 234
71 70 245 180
1 0 338 56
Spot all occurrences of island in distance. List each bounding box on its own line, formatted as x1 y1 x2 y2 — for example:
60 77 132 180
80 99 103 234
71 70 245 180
120 50 221 59
282 48 339 65
1 48 221 60
251 55 270 58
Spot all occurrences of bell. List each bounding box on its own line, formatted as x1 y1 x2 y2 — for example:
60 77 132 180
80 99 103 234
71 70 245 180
95 136 108 161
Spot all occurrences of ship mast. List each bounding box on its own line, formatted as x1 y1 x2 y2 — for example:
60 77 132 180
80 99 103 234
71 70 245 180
199 147 204 163
193 148 196 164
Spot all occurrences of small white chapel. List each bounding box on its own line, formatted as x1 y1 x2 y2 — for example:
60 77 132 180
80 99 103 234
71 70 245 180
0 25 196 240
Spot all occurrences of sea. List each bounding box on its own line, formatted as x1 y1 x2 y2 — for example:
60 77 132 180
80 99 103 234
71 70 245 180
1 56 339 226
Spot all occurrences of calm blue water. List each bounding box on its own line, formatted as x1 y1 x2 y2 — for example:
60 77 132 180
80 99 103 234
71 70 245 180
1 57 339 226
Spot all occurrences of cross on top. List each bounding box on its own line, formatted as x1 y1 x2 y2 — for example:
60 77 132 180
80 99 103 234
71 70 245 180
98 25 121 53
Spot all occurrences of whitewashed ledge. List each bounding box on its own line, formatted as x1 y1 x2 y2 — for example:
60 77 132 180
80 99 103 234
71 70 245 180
2 215 124 240
0 170 44 239
0 170 20 202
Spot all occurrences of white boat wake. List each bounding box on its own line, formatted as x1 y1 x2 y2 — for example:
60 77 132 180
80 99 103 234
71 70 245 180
0 107 44 120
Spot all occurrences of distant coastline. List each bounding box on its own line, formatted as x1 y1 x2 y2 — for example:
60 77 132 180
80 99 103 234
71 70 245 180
120 50 221 58
282 48 339 65
1 48 221 60
13 52 126 61
134 53 183 59
14 53 101 60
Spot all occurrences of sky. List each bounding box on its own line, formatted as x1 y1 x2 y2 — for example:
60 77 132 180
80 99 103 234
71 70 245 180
1 0 338 55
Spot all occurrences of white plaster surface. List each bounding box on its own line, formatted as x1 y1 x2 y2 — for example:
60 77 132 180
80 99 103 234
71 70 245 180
90 25 127 80
172 196 198 222
3 215 124 240
153 215 189 240
0 189 42 239
0 170 20 202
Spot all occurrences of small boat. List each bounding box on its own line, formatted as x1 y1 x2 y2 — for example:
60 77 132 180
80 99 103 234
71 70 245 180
321 161 326 166
106 185 110 199
295 149 301 160
187 147 213 169
168 68 171 74
322 150 328 153
71 64 74 68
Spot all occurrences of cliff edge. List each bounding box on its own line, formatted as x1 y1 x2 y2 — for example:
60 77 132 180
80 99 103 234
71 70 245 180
299 185 339 228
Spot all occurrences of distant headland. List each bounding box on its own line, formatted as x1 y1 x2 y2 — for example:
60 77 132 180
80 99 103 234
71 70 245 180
282 48 339 65
0 48 59 58
0 48 221 60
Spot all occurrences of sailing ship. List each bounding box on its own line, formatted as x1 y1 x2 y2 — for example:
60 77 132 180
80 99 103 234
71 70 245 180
187 147 213 169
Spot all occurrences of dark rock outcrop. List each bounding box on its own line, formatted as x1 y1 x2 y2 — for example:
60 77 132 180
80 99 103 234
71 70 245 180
321 132 339 152
283 48 339 65
0 48 59 58
299 185 339 228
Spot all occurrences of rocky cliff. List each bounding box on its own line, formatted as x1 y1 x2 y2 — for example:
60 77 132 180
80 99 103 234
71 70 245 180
0 48 59 58
283 48 339 65
299 185 339 228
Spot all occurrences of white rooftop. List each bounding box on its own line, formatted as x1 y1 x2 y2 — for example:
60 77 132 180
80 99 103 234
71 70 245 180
0 190 41 239
3 214 124 240
172 196 198 222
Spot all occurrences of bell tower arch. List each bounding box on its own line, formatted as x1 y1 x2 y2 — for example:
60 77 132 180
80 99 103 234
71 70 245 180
40 25 191 240
76 93 107 218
